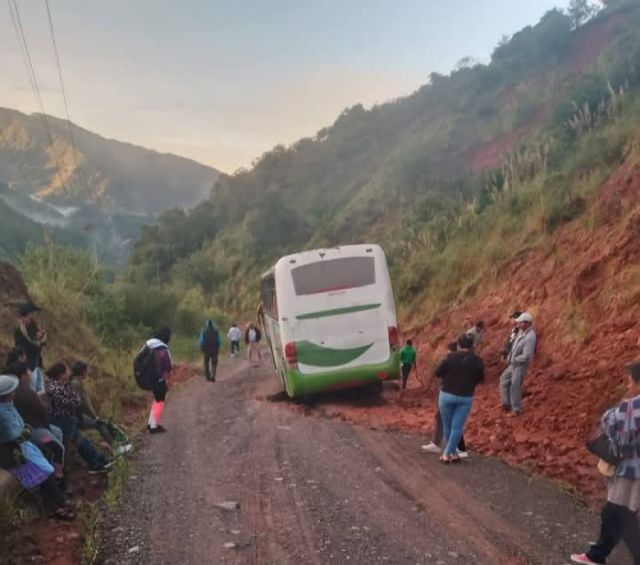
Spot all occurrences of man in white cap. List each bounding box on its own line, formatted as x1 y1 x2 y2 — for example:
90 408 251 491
499 311 537 416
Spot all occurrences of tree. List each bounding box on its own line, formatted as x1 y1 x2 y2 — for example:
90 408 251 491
567 0 599 29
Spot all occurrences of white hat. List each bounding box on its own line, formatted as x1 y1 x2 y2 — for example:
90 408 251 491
515 312 533 323
0 375 19 396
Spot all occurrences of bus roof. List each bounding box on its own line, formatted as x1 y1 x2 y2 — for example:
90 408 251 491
260 244 384 281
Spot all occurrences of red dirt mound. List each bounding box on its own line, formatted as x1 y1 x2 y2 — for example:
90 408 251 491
322 142 640 505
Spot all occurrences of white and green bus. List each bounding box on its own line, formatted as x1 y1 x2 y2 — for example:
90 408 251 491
259 244 400 398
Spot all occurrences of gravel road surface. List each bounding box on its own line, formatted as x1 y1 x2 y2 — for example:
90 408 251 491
98 358 630 564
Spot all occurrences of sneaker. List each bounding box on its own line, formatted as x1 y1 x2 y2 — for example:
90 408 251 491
456 449 469 459
149 425 167 434
570 554 601 564
421 442 442 454
114 444 134 457
88 460 116 474
510 410 521 417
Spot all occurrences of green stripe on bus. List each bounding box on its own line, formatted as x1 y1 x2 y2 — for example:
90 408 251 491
296 303 381 320
296 341 373 367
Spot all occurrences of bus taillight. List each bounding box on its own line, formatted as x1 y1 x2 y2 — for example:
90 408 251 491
285 342 298 366
388 326 399 350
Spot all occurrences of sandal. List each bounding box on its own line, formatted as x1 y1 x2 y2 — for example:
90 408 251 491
439 455 452 464
449 455 462 464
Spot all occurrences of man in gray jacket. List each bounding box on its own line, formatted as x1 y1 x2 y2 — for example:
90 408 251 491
500 312 537 416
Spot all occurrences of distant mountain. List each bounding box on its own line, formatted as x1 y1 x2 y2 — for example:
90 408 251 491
0 107 220 266
0 107 219 215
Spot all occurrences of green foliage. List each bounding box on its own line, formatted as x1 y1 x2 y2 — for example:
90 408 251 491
123 3 640 320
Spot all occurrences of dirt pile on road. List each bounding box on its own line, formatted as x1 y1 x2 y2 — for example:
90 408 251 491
322 142 640 503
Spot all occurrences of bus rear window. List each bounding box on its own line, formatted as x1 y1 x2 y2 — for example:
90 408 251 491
291 257 376 296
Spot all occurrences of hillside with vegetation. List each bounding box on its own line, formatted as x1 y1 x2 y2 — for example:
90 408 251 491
0 108 220 265
0 107 219 214
128 1 640 321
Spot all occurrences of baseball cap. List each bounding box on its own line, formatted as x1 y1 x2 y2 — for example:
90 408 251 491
515 312 533 323
511 310 522 319
18 302 41 317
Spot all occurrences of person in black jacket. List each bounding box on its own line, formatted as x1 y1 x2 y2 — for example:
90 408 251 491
435 334 484 464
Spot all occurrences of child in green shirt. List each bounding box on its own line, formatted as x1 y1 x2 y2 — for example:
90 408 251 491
399 340 417 390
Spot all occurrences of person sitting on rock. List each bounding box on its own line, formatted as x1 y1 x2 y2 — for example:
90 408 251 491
46 362 113 474
0 374 73 520
70 361 132 456
9 361 66 487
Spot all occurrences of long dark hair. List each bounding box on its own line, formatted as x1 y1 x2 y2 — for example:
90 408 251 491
153 326 172 345
71 361 88 377
6 362 29 380
46 362 68 381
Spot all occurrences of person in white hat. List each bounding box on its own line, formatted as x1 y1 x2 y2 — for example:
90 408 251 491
499 312 537 416
0 374 73 520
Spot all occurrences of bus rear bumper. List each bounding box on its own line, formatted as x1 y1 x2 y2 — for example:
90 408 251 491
285 352 400 398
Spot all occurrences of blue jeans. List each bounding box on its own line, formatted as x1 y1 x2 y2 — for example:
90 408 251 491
51 417 107 470
438 391 473 456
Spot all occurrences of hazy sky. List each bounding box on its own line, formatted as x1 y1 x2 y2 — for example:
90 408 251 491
1 1 570 172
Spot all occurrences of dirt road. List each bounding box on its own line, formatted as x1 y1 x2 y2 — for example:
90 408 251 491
98 359 629 564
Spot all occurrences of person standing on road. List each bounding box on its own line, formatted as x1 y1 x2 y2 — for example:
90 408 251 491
500 312 537 416
571 361 640 565
245 323 262 364
228 323 242 358
422 340 469 458
465 321 485 352
200 320 221 382
501 311 522 361
144 327 174 434
399 339 417 390
435 334 484 464
13 303 47 394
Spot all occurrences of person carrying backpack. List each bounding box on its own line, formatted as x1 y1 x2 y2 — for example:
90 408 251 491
134 327 173 434
199 320 221 382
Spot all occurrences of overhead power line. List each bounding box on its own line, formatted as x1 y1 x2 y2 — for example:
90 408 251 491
44 0 89 195
6 0 80 196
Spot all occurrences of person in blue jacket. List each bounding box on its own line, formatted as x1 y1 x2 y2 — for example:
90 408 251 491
199 320 222 382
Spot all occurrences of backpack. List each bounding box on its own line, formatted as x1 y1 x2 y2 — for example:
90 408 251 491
133 345 158 391
200 327 220 353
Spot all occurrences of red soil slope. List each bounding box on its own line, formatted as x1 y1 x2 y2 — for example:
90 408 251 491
323 141 640 504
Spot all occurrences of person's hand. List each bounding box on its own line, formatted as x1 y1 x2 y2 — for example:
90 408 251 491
20 425 32 440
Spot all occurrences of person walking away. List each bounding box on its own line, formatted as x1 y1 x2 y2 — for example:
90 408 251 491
399 340 417 390
13 303 47 395
435 334 484 464
0 374 73 520
500 312 537 416
9 362 66 486
200 321 221 382
422 341 469 458
70 362 132 456
134 327 173 434
501 311 522 361
246 323 262 364
465 321 485 352
571 361 640 564
46 362 112 473
228 323 242 358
